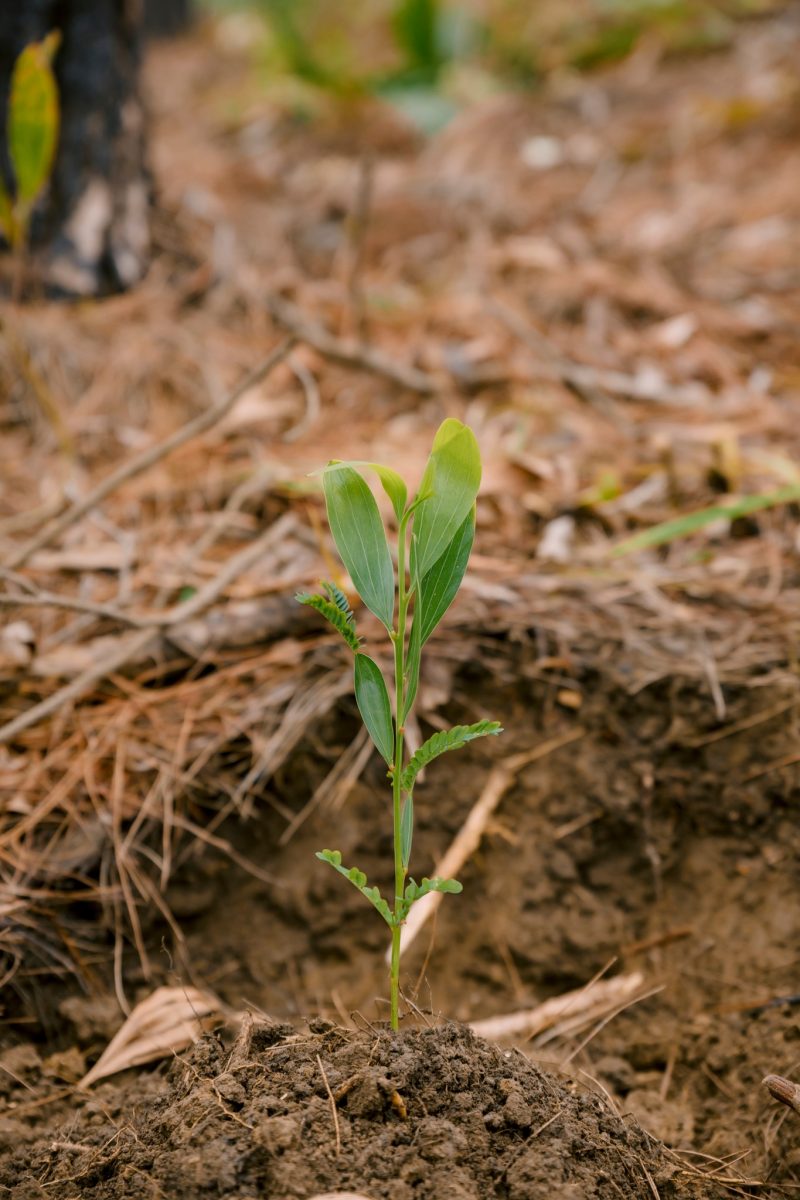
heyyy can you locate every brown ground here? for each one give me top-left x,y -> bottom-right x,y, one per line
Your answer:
2,4 -> 800,1197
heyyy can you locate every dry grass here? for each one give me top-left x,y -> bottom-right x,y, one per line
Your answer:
1,7 -> 800,998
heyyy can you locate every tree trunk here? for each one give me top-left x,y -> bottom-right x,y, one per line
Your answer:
143,0 -> 192,39
0,0 -> 150,297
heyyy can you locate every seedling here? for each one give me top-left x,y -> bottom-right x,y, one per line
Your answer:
0,33 -> 61,271
297,420 -> 502,1029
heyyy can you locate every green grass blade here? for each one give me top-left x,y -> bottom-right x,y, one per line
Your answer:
612,486 -> 800,556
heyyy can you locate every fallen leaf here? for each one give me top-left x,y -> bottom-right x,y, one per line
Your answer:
78,986 -> 222,1088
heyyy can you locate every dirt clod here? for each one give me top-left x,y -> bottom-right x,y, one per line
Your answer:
0,1021 -> 714,1199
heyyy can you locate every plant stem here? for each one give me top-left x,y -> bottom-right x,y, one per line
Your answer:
390,511 -> 411,1030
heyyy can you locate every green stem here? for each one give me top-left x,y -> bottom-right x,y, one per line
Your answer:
390,510 -> 412,1030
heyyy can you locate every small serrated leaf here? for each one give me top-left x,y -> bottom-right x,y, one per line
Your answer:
317,848 -> 343,867
296,591 -> 360,651
316,850 -> 394,926
321,581 -> 354,621
398,874 -> 462,921
421,876 -> 463,895
401,721 -> 502,793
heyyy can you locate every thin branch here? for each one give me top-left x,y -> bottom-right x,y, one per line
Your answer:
267,294 -> 438,395
0,591 -> 148,628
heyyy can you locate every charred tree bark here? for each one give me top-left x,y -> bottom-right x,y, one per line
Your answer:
0,1 -> 150,296
143,0 -> 192,39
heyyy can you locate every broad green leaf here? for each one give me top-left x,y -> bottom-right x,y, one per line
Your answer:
354,653 -> 395,766
397,874 -> 462,921
323,465 -> 394,629
321,461 -> 407,523
401,720 -> 502,793
316,850 -> 394,926
400,794 -> 413,870
403,511 -> 474,720
296,588 -> 360,652
412,419 -> 481,577
416,507 -> 475,646
9,33 -> 61,211
612,486 -> 800,557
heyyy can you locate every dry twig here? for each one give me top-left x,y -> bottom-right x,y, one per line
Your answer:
267,294 -> 438,395
469,972 -> 645,1042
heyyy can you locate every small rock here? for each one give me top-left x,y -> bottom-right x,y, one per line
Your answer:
253,1114 -> 300,1153
42,1046 -> 86,1083
415,1116 -> 468,1162
213,1071 -> 246,1108
498,1080 -> 533,1128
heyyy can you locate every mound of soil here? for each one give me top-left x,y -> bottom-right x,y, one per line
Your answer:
0,1018 -> 712,1200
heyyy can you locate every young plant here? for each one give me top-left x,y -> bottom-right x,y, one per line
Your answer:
0,33 -> 61,267
297,420 -> 502,1029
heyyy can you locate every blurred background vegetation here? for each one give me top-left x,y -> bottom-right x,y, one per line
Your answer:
200,0 -> 783,131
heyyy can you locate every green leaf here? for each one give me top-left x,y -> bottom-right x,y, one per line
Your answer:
296,588 -> 360,652
612,486 -> 800,556
403,507 -> 475,718
323,465 -> 394,629
321,580 -> 354,621
402,609 -> 422,723
400,794 -> 413,870
316,849 -> 394,926
9,32 -> 61,212
354,653 -> 395,765
397,874 -> 462,921
412,419 -> 481,577
416,507 -> 475,646
368,463 -> 408,523
401,720 -> 502,793
321,460 -> 407,524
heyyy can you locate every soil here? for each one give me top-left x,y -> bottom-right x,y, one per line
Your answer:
1,1017 -> 718,1199
2,665 -> 798,1195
